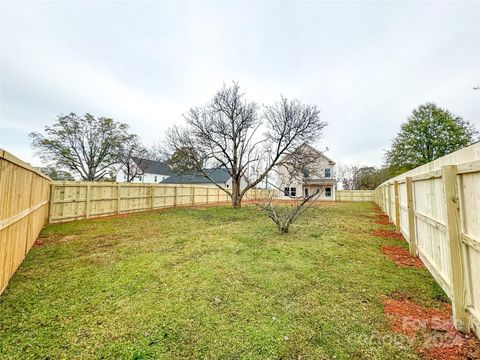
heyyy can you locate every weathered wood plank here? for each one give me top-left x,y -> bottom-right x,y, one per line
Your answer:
442,165 -> 470,332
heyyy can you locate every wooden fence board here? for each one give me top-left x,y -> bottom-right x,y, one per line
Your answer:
335,190 -> 374,202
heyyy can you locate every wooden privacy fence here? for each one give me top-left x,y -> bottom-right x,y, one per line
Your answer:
335,190 -> 374,202
49,182 -> 269,223
0,149 -> 50,294
374,142 -> 480,336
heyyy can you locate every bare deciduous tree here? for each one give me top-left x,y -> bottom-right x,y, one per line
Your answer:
118,135 -> 151,182
335,164 -> 358,190
167,82 -> 327,208
256,149 -> 326,233
255,189 -> 322,233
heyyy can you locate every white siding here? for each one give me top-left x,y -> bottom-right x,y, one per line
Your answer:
116,170 -> 171,183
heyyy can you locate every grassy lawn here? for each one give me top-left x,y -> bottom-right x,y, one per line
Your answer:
0,202 -> 447,359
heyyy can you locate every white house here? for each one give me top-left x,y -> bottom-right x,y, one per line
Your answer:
116,158 -> 173,183
276,143 -> 336,200
160,168 -> 248,190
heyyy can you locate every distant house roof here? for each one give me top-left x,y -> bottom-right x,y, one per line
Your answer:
278,143 -> 336,165
160,168 -> 231,184
132,157 -> 173,175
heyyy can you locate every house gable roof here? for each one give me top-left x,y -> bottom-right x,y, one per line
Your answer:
132,157 -> 173,175
278,143 -> 336,165
160,168 -> 231,184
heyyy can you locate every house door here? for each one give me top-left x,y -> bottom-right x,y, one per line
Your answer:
304,187 -> 309,197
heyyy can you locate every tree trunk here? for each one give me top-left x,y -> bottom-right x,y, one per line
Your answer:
232,195 -> 242,209
231,177 -> 242,209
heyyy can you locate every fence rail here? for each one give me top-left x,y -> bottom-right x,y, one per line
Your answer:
0,149 -> 50,294
375,141 -> 480,336
335,190 -> 374,202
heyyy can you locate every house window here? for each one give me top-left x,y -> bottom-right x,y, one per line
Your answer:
325,187 -> 332,197
284,187 -> 297,197
226,183 -> 229,188
325,168 -> 331,178
304,188 -> 309,197
154,176 -> 157,182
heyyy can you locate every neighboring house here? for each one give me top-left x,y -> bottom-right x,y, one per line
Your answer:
276,143 -> 336,200
160,168 -> 248,190
116,158 -> 173,183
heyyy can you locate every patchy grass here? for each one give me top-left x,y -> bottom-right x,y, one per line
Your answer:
0,203 -> 449,359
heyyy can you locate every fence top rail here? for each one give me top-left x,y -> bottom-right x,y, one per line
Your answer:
457,159 -> 480,175
51,181 -> 247,191
336,190 -> 374,193
379,158 -> 480,188
0,148 -> 51,181
51,180 -> 269,193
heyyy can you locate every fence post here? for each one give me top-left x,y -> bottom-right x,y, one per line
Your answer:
48,183 -> 54,223
382,185 -> 386,211
206,187 -> 209,204
173,186 -> 177,207
191,186 -> 195,205
406,177 -> 417,256
117,184 -> 121,214
85,183 -> 91,219
387,183 -> 392,221
150,185 -> 155,210
394,181 -> 400,232
442,165 -> 470,333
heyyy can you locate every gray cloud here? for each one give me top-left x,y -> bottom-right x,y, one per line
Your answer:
1,1 -> 479,166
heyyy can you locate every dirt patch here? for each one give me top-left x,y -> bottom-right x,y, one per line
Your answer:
373,229 -> 405,240
384,294 -> 480,359
33,238 -> 45,247
372,204 -> 383,213
381,246 -> 424,268
374,213 -> 391,225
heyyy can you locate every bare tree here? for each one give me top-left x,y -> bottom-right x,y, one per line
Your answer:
256,148 -> 326,233
167,82 -> 327,208
255,189 -> 322,233
118,135 -> 151,182
335,164 -> 358,190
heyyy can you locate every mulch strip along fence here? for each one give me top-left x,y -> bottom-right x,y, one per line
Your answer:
384,293 -> 480,360
381,246 -> 425,269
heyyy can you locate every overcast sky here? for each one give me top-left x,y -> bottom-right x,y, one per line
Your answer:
1,1 -> 479,167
